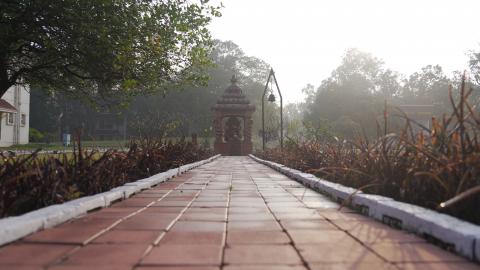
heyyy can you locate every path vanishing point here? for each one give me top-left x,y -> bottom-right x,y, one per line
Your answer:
0,156 -> 478,270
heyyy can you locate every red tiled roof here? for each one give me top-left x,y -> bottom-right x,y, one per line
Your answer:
0,99 -> 17,113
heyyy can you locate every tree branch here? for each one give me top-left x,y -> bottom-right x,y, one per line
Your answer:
63,64 -> 97,81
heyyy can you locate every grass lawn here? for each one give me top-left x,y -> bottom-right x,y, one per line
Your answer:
1,137 -> 213,163
0,140 -> 130,152
0,137 -> 216,152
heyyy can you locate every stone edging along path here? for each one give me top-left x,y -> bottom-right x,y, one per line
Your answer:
249,154 -> 480,263
0,154 -> 221,246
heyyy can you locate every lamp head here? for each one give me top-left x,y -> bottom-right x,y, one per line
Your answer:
268,93 -> 276,102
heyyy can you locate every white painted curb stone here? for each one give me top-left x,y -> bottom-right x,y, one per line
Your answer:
249,154 -> 480,262
0,216 -> 43,246
0,154 -> 221,246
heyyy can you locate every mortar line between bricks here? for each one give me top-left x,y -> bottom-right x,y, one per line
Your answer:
250,173 -> 313,270
220,171 -> 233,270
44,176 -> 190,269
324,217 -> 401,269
136,173 -> 214,266
144,189 -> 201,249
279,172 -> 400,269
16,157 -> 474,269
82,184 -> 178,245
150,185 -> 207,245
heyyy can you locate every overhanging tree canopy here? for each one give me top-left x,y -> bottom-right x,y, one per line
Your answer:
0,0 -> 220,105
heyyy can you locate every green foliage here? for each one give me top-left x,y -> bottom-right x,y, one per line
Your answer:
0,0 -> 220,105
301,48 -> 466,141
401,65 -> 451,115
284,103 -> 305,140
128,111 -> 186,140
303,49 -> 398,139
130,40 -> 271,138
469,49 -> 480,85
28,128 -> 44,142
331,116 -> 361,139
302,119 -> 335,143
29,90 -> 61,133
26,40 -> 273,144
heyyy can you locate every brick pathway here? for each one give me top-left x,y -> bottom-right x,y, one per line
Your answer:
0,156 -> 478,270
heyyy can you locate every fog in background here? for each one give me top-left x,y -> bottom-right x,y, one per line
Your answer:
209,0 -> 480,103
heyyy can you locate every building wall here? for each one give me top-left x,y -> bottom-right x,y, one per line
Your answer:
0,85 -> 30,147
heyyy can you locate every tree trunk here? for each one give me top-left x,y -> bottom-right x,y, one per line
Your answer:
0,81 -> 13,98
0,59 -> 14,98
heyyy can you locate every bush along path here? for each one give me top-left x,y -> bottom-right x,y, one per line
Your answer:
0,156 -> 477,269
258,78 -> 480,225
0,136 -> 213,218
251,154 -> 480,262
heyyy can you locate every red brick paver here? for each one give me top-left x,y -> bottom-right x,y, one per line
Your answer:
0,156 -> 478,269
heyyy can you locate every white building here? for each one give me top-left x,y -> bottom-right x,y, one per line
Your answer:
0,85 -> 30,147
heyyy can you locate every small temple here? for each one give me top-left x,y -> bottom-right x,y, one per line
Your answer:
211,75 -> 255,155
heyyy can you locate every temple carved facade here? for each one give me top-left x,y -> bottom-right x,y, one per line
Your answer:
211,75 -> 255,155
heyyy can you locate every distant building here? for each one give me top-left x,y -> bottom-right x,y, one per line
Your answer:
0,85 -> 30,147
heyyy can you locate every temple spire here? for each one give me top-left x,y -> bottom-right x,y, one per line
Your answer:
230,74 -> 238,84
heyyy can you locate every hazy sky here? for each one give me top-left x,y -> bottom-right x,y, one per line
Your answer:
209,0 -> 480,103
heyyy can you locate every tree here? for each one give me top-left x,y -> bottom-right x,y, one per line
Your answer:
130,40 -> 270,138
401,65 -> 450,104
468,49 -> 480,108
28,40 -> 273,142
29,89 -> 60,134
469,49 -> 480,86
0,0 -> 220,104
30,88 -> 104,140
303,48 -> 400,139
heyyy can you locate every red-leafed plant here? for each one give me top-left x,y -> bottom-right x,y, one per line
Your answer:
0,134 -> 212,217
259,76 -> 480,225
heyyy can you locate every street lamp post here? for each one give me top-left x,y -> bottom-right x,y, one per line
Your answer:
262,68 -> 283,151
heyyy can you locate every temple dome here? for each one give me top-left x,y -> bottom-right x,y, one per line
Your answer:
212,75 -> 255,111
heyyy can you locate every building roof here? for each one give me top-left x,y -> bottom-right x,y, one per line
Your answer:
212,75 -> 255,112
0,99 -> 17,113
